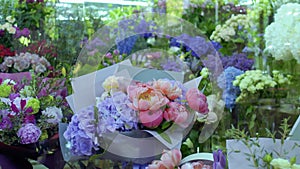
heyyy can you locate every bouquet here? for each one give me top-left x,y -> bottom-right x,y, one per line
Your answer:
0,72 -> 69,167
61,60 -> 209,164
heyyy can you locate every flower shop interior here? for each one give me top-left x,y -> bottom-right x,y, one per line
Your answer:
1,0 -> 300,169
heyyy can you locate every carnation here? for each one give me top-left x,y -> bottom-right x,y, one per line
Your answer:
17,123 -> 41,144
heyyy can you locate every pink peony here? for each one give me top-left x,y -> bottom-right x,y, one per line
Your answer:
186,88 -> 209,114
153,79 -> 182,100
164,102 -> 188,127
139,109 -> 163,128
127,83 -> 169,112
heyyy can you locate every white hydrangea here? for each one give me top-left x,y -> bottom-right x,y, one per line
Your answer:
264,3 -> 300,63
210,14 -> 251,42
42,106 -> 63,124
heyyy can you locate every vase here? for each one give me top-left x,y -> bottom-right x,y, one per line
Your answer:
0,142 -> 38,169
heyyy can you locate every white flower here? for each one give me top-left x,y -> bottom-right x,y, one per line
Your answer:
270,158 -> 291,169
264,3 -> 300,63
6,16 -> 15,23
7,26 -> 16,34
42,106 -> 63,124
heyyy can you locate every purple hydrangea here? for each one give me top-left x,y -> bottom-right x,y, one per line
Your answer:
221,53 -> 254,71
97,92 -> 138,134
213,149 -> 226,169
217,66 -> 244,110
17,123 -> 41,144
63,115 -> 95,156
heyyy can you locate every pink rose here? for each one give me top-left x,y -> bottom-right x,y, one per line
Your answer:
139,109 -> 163,128
153,79 -> 182,100
160,149 -> 182,168
127,83 -> 169,112
164,102 -> 188,127
186,88 -> 209,114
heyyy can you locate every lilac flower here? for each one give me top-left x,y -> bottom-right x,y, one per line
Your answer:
221,53 -> 254,71
217,67 -> 244,109
213,149 -> 226,169
17,123 -> 41,144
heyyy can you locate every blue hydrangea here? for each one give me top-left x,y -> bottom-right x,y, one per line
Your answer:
217,66 -> 244,110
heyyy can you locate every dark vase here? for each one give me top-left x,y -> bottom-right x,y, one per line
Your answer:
0,142 -> 38,169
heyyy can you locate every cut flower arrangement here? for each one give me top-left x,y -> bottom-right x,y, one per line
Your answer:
62,61 -> 210,164
0,73 -> 68,151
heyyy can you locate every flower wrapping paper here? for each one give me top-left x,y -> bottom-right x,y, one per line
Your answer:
60,60 -> 202,163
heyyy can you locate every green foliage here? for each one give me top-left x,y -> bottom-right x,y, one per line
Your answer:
225,117 -> 300,169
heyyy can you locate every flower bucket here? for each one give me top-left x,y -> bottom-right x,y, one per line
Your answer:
0,142 -> 38,169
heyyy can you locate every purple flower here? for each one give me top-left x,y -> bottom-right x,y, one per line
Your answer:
26,0 -> 34,3
97,92 -> 138,133
0,30 -> 5,37
23,114 -> 36,124
0,117 -> 12,129
213,149 -> 226,169
15,28 -> 30,38
64,115 -> 95,156
221,53 -> 254,71
211,41 -> 222,51
17,123 -> 41,144
170,34 -> 215,58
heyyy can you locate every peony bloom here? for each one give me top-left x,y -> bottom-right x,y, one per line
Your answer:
153,79 -> 182,100
164,102 -> 188,127
139,109 -> 163,128
17,123 -> 41,144
127,83 -> 169,112
186,88 -> 209,114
